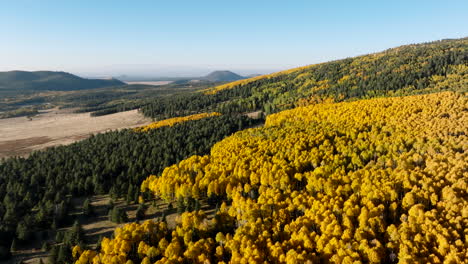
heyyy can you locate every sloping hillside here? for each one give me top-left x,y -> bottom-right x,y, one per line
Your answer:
204,38 -> 467,113
205,38 -> 467,95
203,71 -> 244,82
77,91 -> 468,263
0,71 -> 124,92
0,112 -> 261,262
141,38 -> 467,119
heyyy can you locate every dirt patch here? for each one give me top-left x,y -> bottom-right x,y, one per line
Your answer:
0,136 -> 51,157
125,81 -> 173,86
245,110 -> 263,119
0,108 -> 153,159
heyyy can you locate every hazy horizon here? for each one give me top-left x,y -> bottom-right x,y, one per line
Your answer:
1,1 -> 467,78
3,36 -> 467,80
74,64 -> 285,79
0,63 -> 292,79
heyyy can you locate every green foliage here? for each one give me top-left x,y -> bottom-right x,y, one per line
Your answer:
1,38 -> 466,262
67,221 -> 85,246
95,235 -> 103,251
9,238 -> 17,252
16,222 -> 30,241
0,114 -> 259,248
133,92 -> 467,263
0,77 -> 211,116
141,38 -> 468,119
135,204 -> 146,221
204,70 -> 244,82
56,244 -> 72,264
108,207 -> 128,224
177,197 -> 185,215
41,241 -> 50,251
82,198 -> 93,217
0,107 -> 39,119
55,231 -> 64,243
48,245 -> 58,264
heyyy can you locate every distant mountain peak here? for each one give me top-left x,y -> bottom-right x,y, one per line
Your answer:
203,71 -> 244,82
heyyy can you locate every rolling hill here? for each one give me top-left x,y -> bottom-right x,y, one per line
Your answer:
0,71 -> 125,92
202,70 -> 245,82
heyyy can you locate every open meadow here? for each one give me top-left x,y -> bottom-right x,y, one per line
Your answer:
0,108 -> 152,158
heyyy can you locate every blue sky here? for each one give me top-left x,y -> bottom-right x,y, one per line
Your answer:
1,0 -> 467,77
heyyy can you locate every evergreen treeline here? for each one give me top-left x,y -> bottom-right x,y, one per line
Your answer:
0,114 -> 261,258
141,38 -> 467,119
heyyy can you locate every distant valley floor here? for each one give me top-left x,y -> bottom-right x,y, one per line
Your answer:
0,108 -> 152,158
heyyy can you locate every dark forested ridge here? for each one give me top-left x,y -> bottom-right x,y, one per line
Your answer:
0,114 -> 261,258
0,71 -> 124,92
141,38 -> 467,119
202,71 -> 245,82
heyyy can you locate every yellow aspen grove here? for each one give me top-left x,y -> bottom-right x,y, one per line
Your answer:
74,91 -> 467,263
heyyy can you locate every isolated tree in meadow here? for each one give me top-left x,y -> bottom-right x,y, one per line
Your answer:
82,198 -> 93,216
41,241 -> 49,251
109,207 -> 128,223
136,204 -> 146,222
95,235 -> 103,251
48,246 -> 58,264
16,222 -> 30,241
69,220 -> 85,245
57,244 -> 71,264
10,238 -> 17,252
55,231 -> 64,243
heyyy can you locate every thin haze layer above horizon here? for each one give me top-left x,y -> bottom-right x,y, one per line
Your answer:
1,0 -> 467,77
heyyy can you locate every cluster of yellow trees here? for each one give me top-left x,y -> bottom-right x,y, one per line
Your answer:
74,92 -> 467,263
134,112 -> 221,132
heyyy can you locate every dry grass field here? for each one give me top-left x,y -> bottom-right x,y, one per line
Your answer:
125,81 -> 173,85
0,107 -> 152,158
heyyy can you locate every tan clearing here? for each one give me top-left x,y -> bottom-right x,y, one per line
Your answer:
0,107 -> 152,158
125,81 -> 173,86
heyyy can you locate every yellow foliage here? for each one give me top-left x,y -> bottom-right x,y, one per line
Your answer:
204,64 -> 320,94
76,91 -> 467,263
134,112 -> 221,132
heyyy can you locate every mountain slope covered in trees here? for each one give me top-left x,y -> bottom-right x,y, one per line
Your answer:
0,114 -> 261,260
77,91 -> 467,263
141,38 -> 467,119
